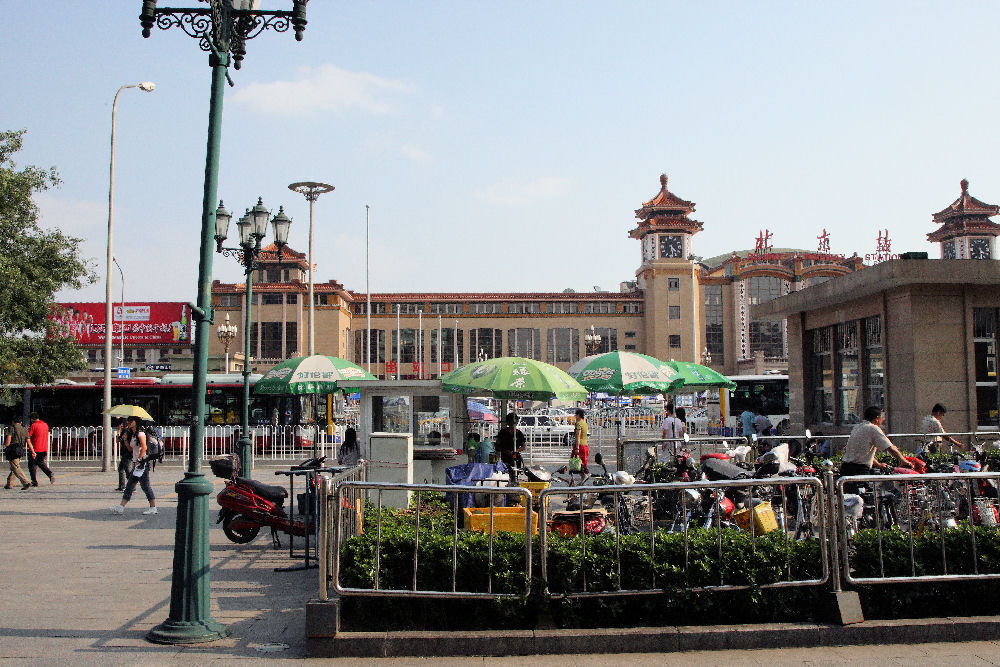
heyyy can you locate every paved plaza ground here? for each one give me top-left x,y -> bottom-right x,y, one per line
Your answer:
2,464 -> 1000,665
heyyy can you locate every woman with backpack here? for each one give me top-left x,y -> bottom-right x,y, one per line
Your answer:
110,416 -> 157,515
3,417 -> 31,490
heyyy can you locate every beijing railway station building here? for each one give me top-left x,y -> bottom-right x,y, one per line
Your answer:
207,173 -> 873,380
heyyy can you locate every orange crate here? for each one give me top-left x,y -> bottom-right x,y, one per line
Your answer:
733,502 -> 779,534
518,481 -> 550,507
463,506 -> 539,535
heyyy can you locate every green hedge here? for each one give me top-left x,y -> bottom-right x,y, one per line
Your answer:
335,499 -> 1000,631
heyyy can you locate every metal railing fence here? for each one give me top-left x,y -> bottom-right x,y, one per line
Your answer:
835,470 -> 1000,585
538,476 -> 828,598
326,481 -> 533,601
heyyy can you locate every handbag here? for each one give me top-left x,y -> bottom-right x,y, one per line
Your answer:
568,456 -> 583,473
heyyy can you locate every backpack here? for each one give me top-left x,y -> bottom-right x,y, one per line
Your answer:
141,426 -> 164,468
3,425 -> 27,461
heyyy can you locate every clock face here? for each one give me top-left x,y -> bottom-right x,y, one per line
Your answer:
659,234 -> 684,258
970,238 -> 992,260
942,240 -> 956,259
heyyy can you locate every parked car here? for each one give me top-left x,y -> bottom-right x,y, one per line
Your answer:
518,415 -> 575,445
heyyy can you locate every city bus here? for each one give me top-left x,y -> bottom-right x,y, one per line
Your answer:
707,374 -> 790,436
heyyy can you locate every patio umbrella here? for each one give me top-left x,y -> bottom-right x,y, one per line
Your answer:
442,357 -> 588,402
567,351 -> 682,395
663,360 -> 736,391
105,404 -> 153,421
253,355 -> 377,395
466,399 -> 498,422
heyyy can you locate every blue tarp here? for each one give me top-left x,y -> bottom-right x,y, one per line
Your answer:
445,462 -> 510,508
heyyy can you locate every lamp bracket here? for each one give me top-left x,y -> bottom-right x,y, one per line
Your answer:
190,303 -> 212,324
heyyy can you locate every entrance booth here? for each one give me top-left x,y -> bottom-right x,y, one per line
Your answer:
353,380 -> 469,503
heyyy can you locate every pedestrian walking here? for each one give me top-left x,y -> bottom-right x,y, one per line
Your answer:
3,417 -> 31,490
110,416 -> 157,515
115,419 -> 135,492
27,412 -> 54,486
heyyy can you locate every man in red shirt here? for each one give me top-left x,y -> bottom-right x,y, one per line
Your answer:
27,412 -> 54,485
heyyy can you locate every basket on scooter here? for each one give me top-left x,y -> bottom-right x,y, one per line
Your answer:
209,455 -> 238,480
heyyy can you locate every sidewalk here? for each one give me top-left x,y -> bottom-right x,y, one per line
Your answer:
0,465 -> 315,664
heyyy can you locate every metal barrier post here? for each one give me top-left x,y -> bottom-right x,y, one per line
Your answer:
318,475 -> 330,601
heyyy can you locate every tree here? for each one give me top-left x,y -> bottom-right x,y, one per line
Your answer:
0,129 -> 94,392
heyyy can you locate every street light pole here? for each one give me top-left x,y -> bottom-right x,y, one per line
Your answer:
114,258 -> 126,367
216,313 -> 237,373
288,181 -> 334,356
103,81 -> 154,473
139,0 -> 308,645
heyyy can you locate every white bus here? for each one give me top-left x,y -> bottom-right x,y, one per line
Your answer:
708,374 -> 790,436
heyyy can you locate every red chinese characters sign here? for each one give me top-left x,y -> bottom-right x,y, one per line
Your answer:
51,302 -> 191,346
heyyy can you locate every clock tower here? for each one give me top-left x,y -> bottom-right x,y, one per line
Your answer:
928,179 -> 1000,260
630,174 -> 705,364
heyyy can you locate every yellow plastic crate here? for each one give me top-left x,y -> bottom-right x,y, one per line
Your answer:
463,506 -> 539,535
518,481 -> 550,507
733,502 -> 779,534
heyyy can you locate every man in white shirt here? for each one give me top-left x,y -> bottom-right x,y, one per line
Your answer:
841,406 -> 912,480
660,403 -> 683,455
921,403 -> 965,453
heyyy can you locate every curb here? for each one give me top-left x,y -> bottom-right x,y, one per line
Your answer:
307,615 -> 1000,658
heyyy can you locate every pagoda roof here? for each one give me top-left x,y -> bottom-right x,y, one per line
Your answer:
629,173 -> 704,238
928,179 -> 1000,242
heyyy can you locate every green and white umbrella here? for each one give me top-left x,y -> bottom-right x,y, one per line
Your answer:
663,360 -> 736,391
567,351 -> 682,395
253,355 -> 376,395
441,356 -> 588,401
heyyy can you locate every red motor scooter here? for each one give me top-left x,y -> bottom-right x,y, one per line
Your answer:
211,455 -> 315,545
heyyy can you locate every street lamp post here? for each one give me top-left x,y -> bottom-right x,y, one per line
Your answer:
113,258 -> 126,367
139,0 -> 308,645
287,181 -> 334,356
584,325 -> 603,356
215,199 -> 291,480
103,80 -> 154,473
216,313 -> 237,373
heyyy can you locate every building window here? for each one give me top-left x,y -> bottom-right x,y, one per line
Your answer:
809,327 -> 834,425
508,302 -> 541,314
507,328 -> 541,359
837,322 -> 861,425
669,306 -> 681,320
471,302 -> 501,314
260,322 -> 283,358
974,308 -> 999,428
431,328 -> 464,364
584,302 -> 613,314
863,316 -> 884,412
261,293 -> 282,305
429,303 -> 461,314
704,285 -> 724,365
286,294 -> 298,305
550,302 -> 576,314
624,344 -> 636,350
624,331 -> 637,339
218,294 -> 239,307
390,328 -> 416,363
354,329 -> 386,363
469,328 -> 502,359
668,278 -> 680,291
546,328 -> 580,364
747,276 -> 787,359
623,302 -> 643,314
394,303 -> 424,314
315,294 -> 328,306
668,334 -> 681,348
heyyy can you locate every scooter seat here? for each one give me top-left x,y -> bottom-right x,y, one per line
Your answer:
235,477 -> 288,504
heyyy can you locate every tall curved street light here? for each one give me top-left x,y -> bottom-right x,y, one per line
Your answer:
287,181 -> 334,356
139,0 -> 309,645
103,81 -> 154,474
113,257 -> 126,367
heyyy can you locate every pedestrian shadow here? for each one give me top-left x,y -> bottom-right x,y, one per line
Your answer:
0,506 -> 180,528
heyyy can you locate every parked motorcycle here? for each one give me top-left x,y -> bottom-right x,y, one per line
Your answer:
210,454 -> 323,545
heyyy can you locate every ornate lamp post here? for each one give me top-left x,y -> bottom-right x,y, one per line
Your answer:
584,325 -> 603,356
139,0 -> 308,645
215,198 -> 291,479
216,313 -> 237,373
701,347 -> 712,366
287,182 -> 334,357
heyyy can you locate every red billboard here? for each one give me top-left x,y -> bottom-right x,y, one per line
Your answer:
52,302 -> 192,346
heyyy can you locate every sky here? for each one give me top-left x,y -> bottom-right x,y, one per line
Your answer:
4,2 -> 1000,304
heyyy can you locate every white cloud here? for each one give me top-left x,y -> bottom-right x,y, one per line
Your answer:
399,143 -> 430,163
473,177 -> 571,206
232,64 -> 415,115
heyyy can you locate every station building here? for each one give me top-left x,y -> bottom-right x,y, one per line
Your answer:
207,174 -> 866,378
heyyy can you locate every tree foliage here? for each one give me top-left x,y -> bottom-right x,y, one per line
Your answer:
0,129 -> 94,390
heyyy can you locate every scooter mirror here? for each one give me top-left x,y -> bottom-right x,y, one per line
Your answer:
595,452 -> 603,465
805,429 -> 812,440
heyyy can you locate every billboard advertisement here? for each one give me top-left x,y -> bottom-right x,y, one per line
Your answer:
52,302 -> 192,346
